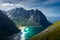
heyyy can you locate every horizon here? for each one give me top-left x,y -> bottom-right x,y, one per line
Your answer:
0,7 -> 60,23
0,0 -> 60,23
0,0 -> 60,40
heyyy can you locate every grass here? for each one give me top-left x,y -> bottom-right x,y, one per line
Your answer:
30,20 -> 60,40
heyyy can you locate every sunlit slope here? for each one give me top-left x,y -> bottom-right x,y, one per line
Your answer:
30,21 -> 60,40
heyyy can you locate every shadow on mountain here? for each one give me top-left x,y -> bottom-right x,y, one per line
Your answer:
0,10 -> 21,40
2,8 -> 52,40
6,8 -> 52,26
4,8 -> 52,40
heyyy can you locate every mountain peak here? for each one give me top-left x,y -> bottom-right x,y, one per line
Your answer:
30,9 -> 34,11
19,7 -> 25,10
15,7 -> 26,11
36,9 -> 39,11
35,9 -> 43,14
6,8 -> 52,26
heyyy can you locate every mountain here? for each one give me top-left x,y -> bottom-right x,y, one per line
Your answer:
7,8 -> 52,26
1,8 -> 52,40
30,20 -> 60,40
33,9 -> 52,26
7,7 -> 52,40
2,10 -> 7,15
0,10 -> 20,40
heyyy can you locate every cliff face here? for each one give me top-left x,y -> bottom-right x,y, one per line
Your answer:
33,9 -> 52,27
0,10 -> 20,39
7,8 -> 52,40
8,8 -> 52,26
1,8 -> 53,40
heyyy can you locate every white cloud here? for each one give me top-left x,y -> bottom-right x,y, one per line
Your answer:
0,0 -> 60,18
0,3 -> 26,11
2,3 -> 13,7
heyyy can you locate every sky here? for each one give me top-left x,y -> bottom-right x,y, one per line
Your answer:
0,0 -> 60,22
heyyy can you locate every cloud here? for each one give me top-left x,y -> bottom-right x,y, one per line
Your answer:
0,0 -> 36,4
0,0 -> 25,3
1,0 -> 59,8
43,0 -> 60,5
0,3 -> 14,11
0,3 -> 26,11
0,0 -> 60,23
0,0 -> 60,17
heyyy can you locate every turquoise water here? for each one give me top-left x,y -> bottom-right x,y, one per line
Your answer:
24,26 -> 47,40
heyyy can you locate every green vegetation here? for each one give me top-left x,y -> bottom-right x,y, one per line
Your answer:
30,20 -> 60,40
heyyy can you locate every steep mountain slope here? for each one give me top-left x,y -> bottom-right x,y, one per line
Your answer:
0,10 -> 20,40
30,21 -> 60,40
1,8 -> 52,40
33,9 -> 52,26
8,8 -> 52,26
6,8 -> 52,40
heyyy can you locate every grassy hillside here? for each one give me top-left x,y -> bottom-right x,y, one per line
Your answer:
30,20 -> 60,40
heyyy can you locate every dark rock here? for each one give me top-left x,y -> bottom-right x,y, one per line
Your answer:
4,8 -> 52,40
33,9 -> 52,27
7,8 -> 53,40
0,10 -> 20,40
8,8 -> 52,26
